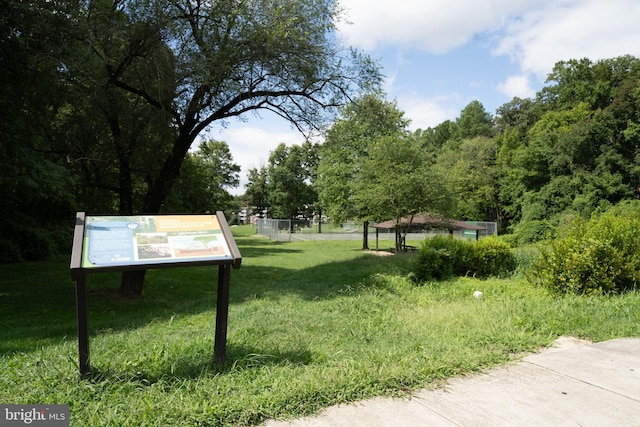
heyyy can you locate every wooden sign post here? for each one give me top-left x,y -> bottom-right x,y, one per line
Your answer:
69,212 -> 242,378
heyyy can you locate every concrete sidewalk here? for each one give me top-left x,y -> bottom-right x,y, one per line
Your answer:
263,337 -> 640,426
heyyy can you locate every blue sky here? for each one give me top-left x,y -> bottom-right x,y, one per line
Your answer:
209,0 -> 640,194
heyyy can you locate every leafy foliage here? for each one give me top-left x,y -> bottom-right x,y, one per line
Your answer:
244,166 -> 270,214
317,95 -> 411,223
164,140 -> 240,213
413,236 -> 515,282
266,142 -> 318,220
413,236 -> 468,281
1,0 -> 379,250
528,204 -> 640,294
456,100 -> 494,139
352,135 -> 453,223
472,237 -> 517,278
436,136 -> 500,221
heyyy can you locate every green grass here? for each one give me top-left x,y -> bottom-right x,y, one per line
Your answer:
1,224 -> 640,426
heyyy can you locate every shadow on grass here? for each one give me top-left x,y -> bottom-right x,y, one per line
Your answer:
86,343 -> 314,385
226,235 -> 305,259
0,237 -> 413,356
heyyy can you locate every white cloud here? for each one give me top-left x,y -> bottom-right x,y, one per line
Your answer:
497,74 -> 535,99
337,0 -> 540,53
208,124 -> 305,195
494,0 -> 640,78
339,0 -> 640,115
396,93 -> 461,130
339,0 -> 640,82
383,71 -> 398,95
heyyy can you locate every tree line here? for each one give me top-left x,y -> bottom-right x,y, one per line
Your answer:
246,55 -> 640,248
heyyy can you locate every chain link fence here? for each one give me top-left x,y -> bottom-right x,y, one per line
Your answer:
256,218 -> 497,243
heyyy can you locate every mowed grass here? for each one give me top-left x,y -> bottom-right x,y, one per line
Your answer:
1,225 -> 640,426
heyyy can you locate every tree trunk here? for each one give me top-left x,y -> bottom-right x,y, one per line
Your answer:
362,220 -> 369,250
118,131 -> 195,298
144,130 -> 194,213
107,112 -> 145,297
118,270 -> 147,298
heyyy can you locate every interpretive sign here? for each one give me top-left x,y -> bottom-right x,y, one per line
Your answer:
78,214 -> 236,270
70,212 -> 242,377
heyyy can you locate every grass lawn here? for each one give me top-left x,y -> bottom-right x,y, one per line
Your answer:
1,224 -> 640,426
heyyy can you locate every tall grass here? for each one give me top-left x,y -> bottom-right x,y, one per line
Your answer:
1,225 -> 639,426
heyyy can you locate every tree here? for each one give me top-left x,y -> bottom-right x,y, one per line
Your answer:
56,0 -> 380,296
436,136 -> 500,222
352,134 -> 454,251
494,97 -> 541,138
0,0 -> 80,261
317,94 -> 410,249
456,100 -> 494,139
495,56 -> 640,235
79,0 -> 378,213
538,56 -> 640,112
266,142 -> 318,231
414,120 -> 458,154
245,166 -> 269,217
164,140 -> 240,213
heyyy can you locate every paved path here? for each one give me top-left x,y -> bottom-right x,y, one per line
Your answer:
263,337 -> 640,426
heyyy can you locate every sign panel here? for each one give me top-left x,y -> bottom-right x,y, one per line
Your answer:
70,212 -> 241,377
81,215 -> 233,269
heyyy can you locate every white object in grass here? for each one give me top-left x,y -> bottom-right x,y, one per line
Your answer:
473,290 -> 483,299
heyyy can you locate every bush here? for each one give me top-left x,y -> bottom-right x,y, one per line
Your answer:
413,235 -> 516,282
413,236 -> 461,281
528,209 -> 640,295
469,237 -> 517,278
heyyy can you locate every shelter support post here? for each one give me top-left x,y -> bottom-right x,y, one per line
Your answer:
214,264 -> 231,365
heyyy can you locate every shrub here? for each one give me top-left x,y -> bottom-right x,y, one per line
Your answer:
413,246 -> 451,282
468,237 -> 517,278
512,244 -> 540,276
413,236 -> 461,281
528,209 -> 640,295
413,235 -> 516,282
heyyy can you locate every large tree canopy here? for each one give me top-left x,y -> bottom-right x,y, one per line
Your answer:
1,0 -> 380,293
316,95 -> 410,220
59,0 -> 380,216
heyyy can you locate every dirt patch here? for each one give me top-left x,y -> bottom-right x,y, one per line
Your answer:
363,250 -> 395,256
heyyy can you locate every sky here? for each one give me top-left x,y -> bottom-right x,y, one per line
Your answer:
208,0 -> 640,195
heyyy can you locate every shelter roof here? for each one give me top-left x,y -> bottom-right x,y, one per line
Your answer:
372,214 -> 485,231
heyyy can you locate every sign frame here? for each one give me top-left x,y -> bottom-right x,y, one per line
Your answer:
69,211 -> 242,378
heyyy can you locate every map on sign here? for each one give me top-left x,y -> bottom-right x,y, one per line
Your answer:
81,215 -> 232,268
